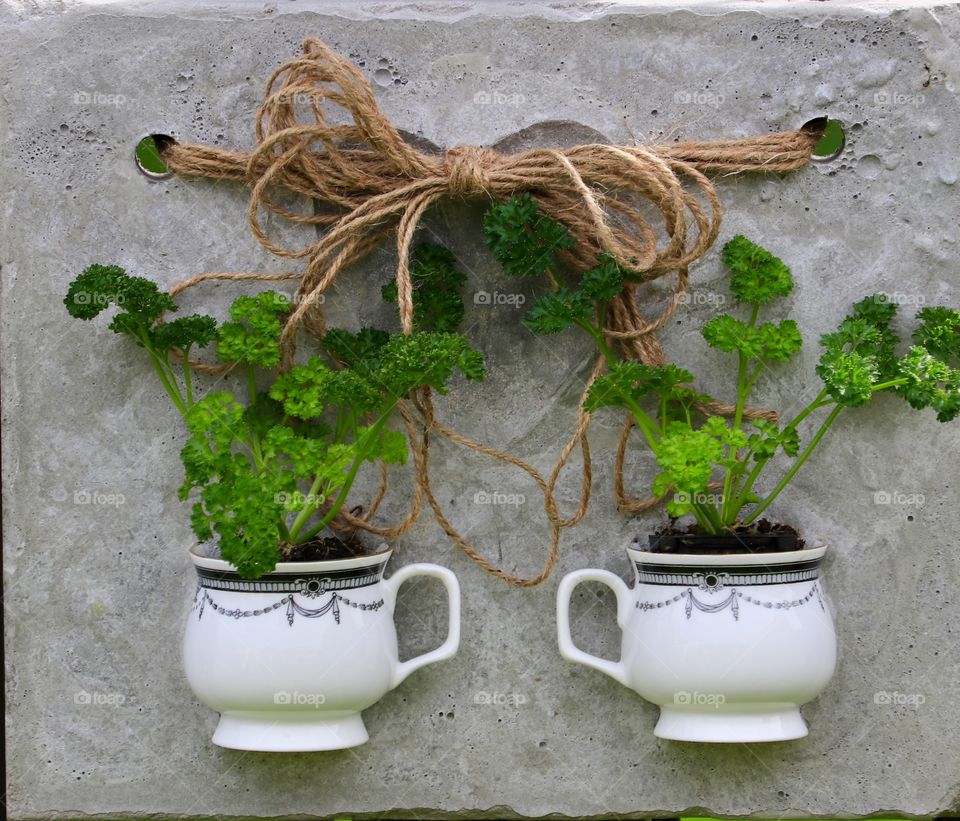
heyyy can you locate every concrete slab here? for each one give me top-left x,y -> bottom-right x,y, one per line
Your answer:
3,1 -> 960,818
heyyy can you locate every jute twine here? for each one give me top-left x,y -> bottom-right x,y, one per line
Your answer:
160,37 -> 821,586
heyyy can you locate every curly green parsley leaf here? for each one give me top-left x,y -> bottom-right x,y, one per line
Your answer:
216,291 -> 289,368
721,235 -> 794,305
381,244 -> 468,333
483,193 -> 575,278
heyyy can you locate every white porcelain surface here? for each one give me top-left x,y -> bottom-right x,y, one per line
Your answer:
183,548 -> 461,751
557,544 -> 837,743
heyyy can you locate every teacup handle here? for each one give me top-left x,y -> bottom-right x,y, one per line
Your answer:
383,563 -> 461,689
556,569 -> 631,686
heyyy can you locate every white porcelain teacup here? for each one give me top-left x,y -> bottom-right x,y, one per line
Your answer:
557,542 -> 837,742
183,547 -> 460,751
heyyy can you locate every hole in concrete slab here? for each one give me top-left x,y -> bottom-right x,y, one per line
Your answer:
135,134 -> 176,180
809,118 -> 845,161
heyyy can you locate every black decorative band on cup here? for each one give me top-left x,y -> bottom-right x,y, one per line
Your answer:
635,582 -> 825,621
195,558 -> 389,593
634,558 -> 821,588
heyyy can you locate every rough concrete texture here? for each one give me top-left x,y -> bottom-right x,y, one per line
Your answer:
3,0 -> 960,818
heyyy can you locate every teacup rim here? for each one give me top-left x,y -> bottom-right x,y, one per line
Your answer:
625,542 -> 827,566
189,542 -> 393,575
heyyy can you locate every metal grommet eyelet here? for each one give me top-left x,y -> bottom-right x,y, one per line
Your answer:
135,134 -> 176,180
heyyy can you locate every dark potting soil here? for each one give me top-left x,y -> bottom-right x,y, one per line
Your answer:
648,519 -> 805,554
282,535 -> 372,562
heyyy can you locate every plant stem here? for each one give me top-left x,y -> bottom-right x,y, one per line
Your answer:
182,346 -> 194,408
731,388 -> 831,516
152,359 -> 186,415
298,513 -> 334,543
289,405 -> 396,541
141,338 -> 187,416
287,474 -> 326,541
720,303 -> 760,524
128,323 -> 189,416
687,505 -> 714,532
789,389 -> 831,426
575,317 -> 616,366
624,398 -> 661,451
691,500 -> 724,534
733,303 -> 760,432
743,363 -> 764,397
246,363 -> 263,464
571,316 -> 661,449
742,403 -> 844,525
871,378 -> 908,392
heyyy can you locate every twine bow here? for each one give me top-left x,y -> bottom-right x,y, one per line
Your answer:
161,37 -> 822,585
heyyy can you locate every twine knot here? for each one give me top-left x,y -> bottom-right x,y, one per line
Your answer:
443,144 -> 498,196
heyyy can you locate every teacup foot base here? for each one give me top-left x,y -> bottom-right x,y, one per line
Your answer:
654,703 -> 808,743
212,711 -> 369,751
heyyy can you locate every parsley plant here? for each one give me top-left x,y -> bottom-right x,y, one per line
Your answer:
65,250 -> 483,577
483,196 -> 960,534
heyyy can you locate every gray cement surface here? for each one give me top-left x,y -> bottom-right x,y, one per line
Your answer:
3,1 -> 960,818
